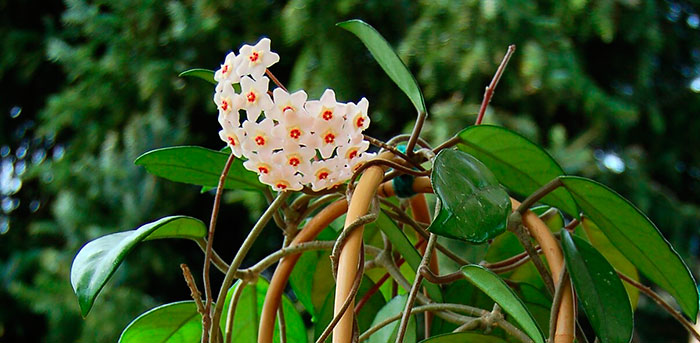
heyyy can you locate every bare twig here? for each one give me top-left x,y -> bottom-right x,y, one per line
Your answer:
364,134 -> 425,171
195,238 -> 230,273
181,264 -> 205,315
508,212 -> 555,294
406,110 -> 428,157
266,69 -> 288,92
475,45 -> 516,125
278,306 -> 287,343
202,152 -> 236,343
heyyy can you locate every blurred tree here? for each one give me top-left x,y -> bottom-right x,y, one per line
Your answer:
1,0 -> 699,342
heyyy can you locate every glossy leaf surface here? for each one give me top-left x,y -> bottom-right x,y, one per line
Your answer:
367,294 -> 416,343
135,146 -> 263,191
337,19 -> 426,114
561,230 -> 633,343
457,125 -> 578,217
581,218 -> 639,308
560,176 -> 698,319
71,216 -> 206,317
429,149 -> 511,243
179,68 -> 216,84
119,301 -> 201,343
460,265 -> 545,343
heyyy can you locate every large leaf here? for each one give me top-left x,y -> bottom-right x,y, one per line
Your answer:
560,176 -> 698,320
367,294 -> 416,343
460,265 -> 545,343
419,332 -> 509,343
119,301 -> 201,343
179,68 -> 216,84
561,230 -> 633,343
337,19 -> 426,114
428,149 -> 511,243
135,146 -> 263,191
580,218 -> 639,309
457,125 -> 578,218
221,278 -> 306,343
375,211 -> 443,302
71,216 -> 206,317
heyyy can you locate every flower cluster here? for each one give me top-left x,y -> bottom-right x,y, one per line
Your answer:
214,38 -> 374,192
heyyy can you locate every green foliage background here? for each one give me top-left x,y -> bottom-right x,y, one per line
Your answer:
1,0 -> 699,342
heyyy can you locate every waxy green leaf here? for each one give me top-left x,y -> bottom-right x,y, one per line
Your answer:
337,19 -> 426,114
135,146 -> 263,191
419,332 -> 510,343
71,216 -> 206,317
429,149 -> 511,243
460,265 -> 545,343
179,68 -> 216,84
221,278 -> 306,343
119,301 -> 201,343
581,218 -> 639,309
561,230 -> 633,343
560,176 -> 698,320
457,125 -> 578,217
367,294 -> 417,343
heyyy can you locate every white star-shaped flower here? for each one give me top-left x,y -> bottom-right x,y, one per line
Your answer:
243,151 -> 275,175
308,116 -> 354,159
304,89 -> 346,127
214,83 -> 244,124
236,38 -> 280,80
241,118 -> 282,155
272,141 -> 315,176
308,157 -> 345,192
240,76 -> 273,122
260,169 -> 304,192
214,52 -> 241,84
218,118 -> 245,158
268,88 -> 308,122
345,97 -> 370,134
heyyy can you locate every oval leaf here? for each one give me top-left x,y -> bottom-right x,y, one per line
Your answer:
429,149 -> 511,243
179,68 -> 216,84
420,332 -> 509,343
367,294 -> 417,343
560,176 -> 698,320
580,218 -> 639,309
135,146 -> 263,191
337,19 -> 426,114
457,125 -> 578,217
460,265 -> 545,343
71,216 -> 206,317
119,301 -> 201,343
561,230 -> 633,343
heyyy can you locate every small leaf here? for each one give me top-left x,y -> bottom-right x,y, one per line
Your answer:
419,332 -> 510,343
458,125 -> 578,218
71,216 -> 206,317
179,68 -> 216,84
561,230 -> 633,343
429,149 -> 511,243
221,278 -> 306,343
581,218 -> 639,309
560,176 -> 698,320
119,301 -> 201,343
337,19 -> 426,114
135,146 -> 263,191
367,294 -> 416,343
375,211 -> 443,302
460,265 -> 545,343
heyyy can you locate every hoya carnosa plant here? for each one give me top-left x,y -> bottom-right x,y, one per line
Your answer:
213,37 -> 373,192
71,19 -> 699,343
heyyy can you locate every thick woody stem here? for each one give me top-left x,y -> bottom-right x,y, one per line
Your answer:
511,198 -> 574,343
258,200 -> 349,343
333,152 -> 393,343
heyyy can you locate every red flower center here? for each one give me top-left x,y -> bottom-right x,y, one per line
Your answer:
322,110 -> 333,121
289,129 -> 301,139
356,117 -> 364,128
324,133 -> 335,144
276,182 -> 287,190
289,157 -> 300,167
348,150 -> 358,159
221,99 -> 229,111
258,166 -> 269,174
247,92 -> 257,103
318,172 -> 329,180
249,52 -> 259,62
282,105 -> 294,113
222,64 -> 229,74
227,136 -> 236,146
255,135 -> 266,146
